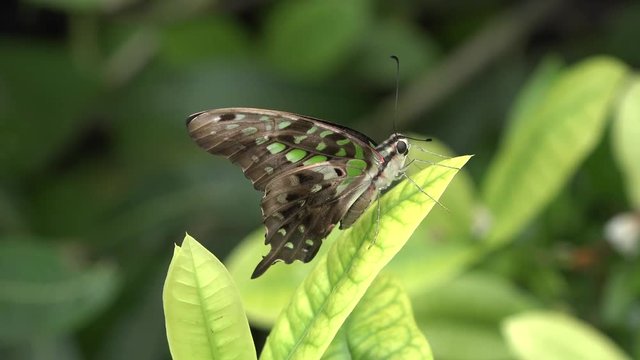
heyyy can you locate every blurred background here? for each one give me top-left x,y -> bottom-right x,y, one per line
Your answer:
1,0 -> 640,359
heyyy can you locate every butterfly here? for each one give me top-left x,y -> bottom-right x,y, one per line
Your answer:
187,108 -> 412,278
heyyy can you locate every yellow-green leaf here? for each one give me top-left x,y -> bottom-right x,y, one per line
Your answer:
502,311 -> 631,360
322,275 -> 432,359
612,77 -> 640,208
163,234 -> 256,360
260,155 -> 471,360
482,56 -> 627,244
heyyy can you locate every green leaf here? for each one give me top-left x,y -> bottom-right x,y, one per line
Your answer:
227,228 -> 339,328
502,311 -> 631,360
260,155 -> 471,359
0,238 -> 119,343
322,275 -> 432,359
612,77 -> 640,208
163,234 -> 256,360
482,56 -> 628,244
413,272 -> 537,360
505,56 -> 565,141
263,0 -> 371,81
387,139 -> 479,294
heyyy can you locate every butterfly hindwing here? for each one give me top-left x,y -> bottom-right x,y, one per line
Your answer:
253,162 -> 372,278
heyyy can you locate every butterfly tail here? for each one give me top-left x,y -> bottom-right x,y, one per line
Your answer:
251,254 -> 276,279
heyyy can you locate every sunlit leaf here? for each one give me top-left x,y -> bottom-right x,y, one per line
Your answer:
387,139 -> 479,294
260,155 -> 471,359
502,311 -> 631,360
505,56 -> 565,140
163,234 -> 256,360
612,77 -> 640,208
482,56 -> 627,244
323,275 -> 432,359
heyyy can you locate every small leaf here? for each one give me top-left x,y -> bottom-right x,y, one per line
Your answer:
163,234 -> 256,360
322,275 -> 432,359
502,311 -> 631,360
263,0 -> 371,80
482,56 -> 628,244
260,155 -> 471,359
0,238 -> 119,344
612,77 -> 640,208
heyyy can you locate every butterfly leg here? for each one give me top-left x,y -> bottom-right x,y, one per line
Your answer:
368,191 -> 382,249
409,158 -> 460,171
402,173 -> 450,212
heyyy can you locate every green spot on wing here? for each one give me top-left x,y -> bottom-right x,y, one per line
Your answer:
307,126 -> 318,134
346,159 -> 367,177
294,135 -> 308,144
242,127 -> 258,135
286,149 -> 307,163
335,148 -> 347,157
316,142 -> 327,151
267,142 -> 286,154
336,139 -> 350,146
303,155 -> 327,165
278,121 -> 292,129
354,144 -> 365,159
320,130 -> 333,138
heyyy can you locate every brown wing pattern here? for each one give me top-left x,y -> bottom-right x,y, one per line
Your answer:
186,108 -> 381,277
187,108 -> 378,191
253,162 -> 371,278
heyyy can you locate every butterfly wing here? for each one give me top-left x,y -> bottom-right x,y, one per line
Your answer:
187,108 -> 380,191
253,161 -> 376,278
187,108 -> 381,277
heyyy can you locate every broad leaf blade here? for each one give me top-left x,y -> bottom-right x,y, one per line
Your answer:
482,56 -> 627,244
612,77 -> 640,208
163,234 -> 256,360
260,155 -> 471,360
322,275 -> 432,359
502,311 -> 631,360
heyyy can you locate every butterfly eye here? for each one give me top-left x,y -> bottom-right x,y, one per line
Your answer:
396,140 -> 408,154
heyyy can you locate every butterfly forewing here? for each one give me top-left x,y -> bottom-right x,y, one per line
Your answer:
187,108 -> 378,191
187,108 -> 382,277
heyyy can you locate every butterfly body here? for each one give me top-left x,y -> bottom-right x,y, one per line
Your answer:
187,108 -> 410,278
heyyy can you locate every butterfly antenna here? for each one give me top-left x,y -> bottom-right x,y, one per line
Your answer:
390,55 -> 400,135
